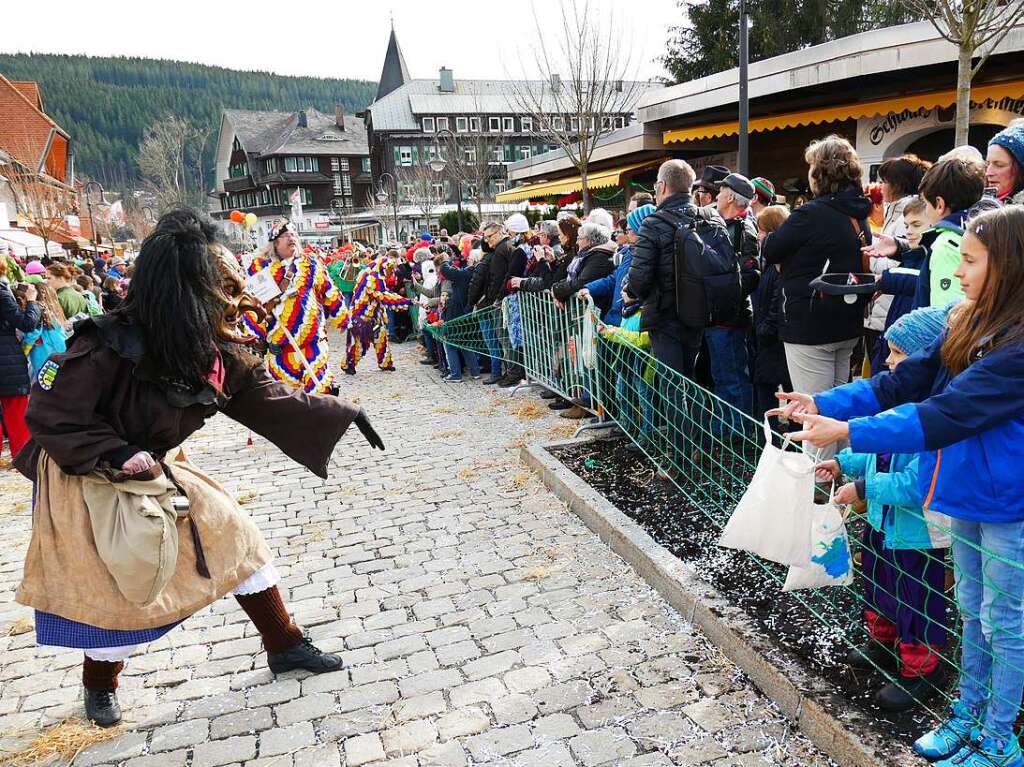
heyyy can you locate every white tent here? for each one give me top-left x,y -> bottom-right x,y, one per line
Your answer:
0,229 -> 65,258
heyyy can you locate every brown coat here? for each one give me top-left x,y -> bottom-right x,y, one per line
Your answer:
15,315 -> 359,481
14,315 -> 361,628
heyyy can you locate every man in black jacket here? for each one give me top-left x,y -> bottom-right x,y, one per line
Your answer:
626,159 -> 707,379
470,223 -> 505,383
708,172 -> 760,435
627,159 -> 725,476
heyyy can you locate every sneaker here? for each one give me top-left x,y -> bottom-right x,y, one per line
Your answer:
268,636 -> 344,675
914,700 -> 979,760
559,405 -> 589,420
442,375 -> 463,382
875,666 -> 946,712
419,359 -> 436,365
470,373 -> 482,380
483,375 -> 503,385
935,736 -> 1024,767
84,687 -> 121,728
845,641 -> 898,672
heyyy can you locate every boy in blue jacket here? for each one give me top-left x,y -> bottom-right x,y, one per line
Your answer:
816,306 -> 951,712
778,206 -> 1024,767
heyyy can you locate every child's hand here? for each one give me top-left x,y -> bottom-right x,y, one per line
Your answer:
833,482 -> 859,505
815,459 -> 840,482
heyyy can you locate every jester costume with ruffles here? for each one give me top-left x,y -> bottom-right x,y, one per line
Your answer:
245,248 -> 348,393
344,258 -> 411,374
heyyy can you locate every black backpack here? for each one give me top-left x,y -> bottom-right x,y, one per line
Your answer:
652,207 -> 742,328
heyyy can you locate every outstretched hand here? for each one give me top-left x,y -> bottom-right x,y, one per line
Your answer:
354,408 -> 385,451
767,391 -> 819,421
788,413 -> 849,448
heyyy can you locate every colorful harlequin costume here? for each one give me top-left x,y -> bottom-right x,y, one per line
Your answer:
344,257 -> 411,374
244,222 -> 349,393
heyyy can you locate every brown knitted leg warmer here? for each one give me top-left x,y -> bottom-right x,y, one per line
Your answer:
235,586 -> 304,653
82,657 -> 124,691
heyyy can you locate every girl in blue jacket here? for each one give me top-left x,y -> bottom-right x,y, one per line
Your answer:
776,206 -> 1024,767
816,306 -> 952,713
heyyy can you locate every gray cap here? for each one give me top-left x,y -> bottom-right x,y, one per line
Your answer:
722,173 -> 755,201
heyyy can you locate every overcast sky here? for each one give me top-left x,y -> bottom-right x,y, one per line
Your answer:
5,0 -> 681,84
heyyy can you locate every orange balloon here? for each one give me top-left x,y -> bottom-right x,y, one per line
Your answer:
229,210 -> 245,223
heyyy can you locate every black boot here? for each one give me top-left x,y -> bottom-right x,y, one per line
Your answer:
539,389 -> 558,400
874,667 -> 945,712
548,398 -> 573,410
268,636 -> 344,675
845,641 -> 898,672
84,688 -> 121,727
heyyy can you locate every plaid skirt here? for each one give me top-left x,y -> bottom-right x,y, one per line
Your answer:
35,611 -> 181,649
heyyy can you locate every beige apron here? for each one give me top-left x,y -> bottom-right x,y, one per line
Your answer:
17,449 -> 272,631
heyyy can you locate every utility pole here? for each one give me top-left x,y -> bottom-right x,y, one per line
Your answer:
738,0 -> 750,176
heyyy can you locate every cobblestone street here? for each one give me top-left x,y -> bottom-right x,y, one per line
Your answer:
0,338 -> 832,766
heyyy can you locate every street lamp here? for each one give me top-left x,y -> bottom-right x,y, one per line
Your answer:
83,180 -> 104,256
376,171 -> 400,243
738,0 -> 751,175
330,198 -> 348,244
429,128 -> 463,232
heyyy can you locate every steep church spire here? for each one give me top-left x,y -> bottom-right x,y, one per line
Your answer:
375,24 -> 411,102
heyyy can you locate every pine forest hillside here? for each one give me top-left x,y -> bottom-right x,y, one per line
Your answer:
0,53 -> 377,186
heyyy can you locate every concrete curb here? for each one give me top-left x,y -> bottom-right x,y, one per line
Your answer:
522,438 -> 922,767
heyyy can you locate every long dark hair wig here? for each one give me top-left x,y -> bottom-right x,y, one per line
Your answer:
120,208 -> 223,390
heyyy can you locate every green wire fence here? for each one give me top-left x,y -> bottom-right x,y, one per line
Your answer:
429,290 -> 1023,745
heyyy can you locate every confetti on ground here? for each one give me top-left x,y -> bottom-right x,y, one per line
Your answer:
5,617 -> 33,636
0,719 -> 121,767
435,429 -> 465,439
432,405 -> 455,414
509,401 -> 545,421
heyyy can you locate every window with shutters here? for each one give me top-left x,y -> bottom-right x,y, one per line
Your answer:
399,146 -> 412,166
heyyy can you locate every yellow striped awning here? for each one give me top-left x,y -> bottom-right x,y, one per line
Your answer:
663,79 -> 1024,144
496,159 -> 662,203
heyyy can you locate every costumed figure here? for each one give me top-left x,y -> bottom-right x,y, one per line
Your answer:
13,209 -> 386,727
344,257 -> 411,374
243,220 -> 347,393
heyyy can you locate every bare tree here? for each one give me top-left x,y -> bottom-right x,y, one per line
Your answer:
439,104 -> 506,220
0,137 -> 74,248
138,115 -> 209,210
397,163 -> 445,232
507,0 -> 646,213
902,0 -> 1024,146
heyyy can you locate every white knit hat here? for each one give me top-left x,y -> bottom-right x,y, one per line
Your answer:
504,213 -> 530,233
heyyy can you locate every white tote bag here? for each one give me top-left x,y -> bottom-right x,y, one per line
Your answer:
783,493 -> 854,591
718,417 -> 817,566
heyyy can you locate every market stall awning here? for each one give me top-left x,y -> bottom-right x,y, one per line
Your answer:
496,159 -> 662,203
663,79 -> 1024,144
0,228 -> 64,257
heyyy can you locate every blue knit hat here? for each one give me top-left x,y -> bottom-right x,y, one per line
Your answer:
989,124 -> 1024,170
884,306 -> 948,356
627,204 -> 656,233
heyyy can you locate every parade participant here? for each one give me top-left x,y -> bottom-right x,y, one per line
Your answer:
244,220 -> 347,394
344,256 -> 411,375
13,209 -> 385,728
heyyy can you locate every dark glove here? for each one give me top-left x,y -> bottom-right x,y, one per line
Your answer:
354,408 -> 385,450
